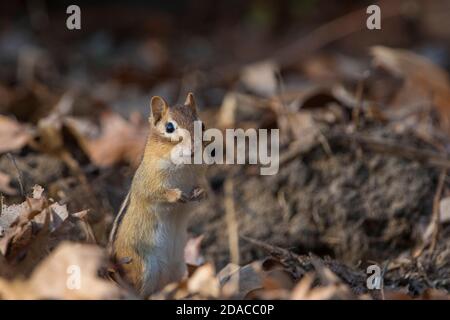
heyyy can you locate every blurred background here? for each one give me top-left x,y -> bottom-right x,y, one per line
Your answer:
1,0 -> 450,110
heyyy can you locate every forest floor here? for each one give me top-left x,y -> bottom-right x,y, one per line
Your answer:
1,2 -> 450,299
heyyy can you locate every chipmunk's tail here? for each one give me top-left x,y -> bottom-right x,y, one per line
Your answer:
107,190 -> 131,255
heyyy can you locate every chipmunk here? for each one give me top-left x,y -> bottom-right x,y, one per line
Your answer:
109,93 -> 206,297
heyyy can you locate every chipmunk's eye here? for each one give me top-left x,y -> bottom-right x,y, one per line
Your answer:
165,122 -> 175,133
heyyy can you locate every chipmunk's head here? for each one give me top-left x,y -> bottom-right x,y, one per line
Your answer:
148,93 -> 205,169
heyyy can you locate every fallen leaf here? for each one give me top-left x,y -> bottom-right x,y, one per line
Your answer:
290,271 -> 356,300
0,171 -> 17,196
287,111 -> 321,152
32,184 -> 44,199
290,273 -> 315,299
187,263 -> 220,298
371,46 -> 450,133
218,261 -> 264,299
240,60 -> 279,97
439,197 -> 450,223
184,235 -> 204,266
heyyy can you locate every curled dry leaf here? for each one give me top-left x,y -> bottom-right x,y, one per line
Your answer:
187,263 -> 220,298
0,242 -> 125,299
152,263 -> 221,300
0,171 -> 17,196
65,111 -> 148,168
216,257 -> 298,299
0,195 -> 45,233
32,184 -> 44,199
371,46 -> 450,133
384,288 -> 449,300
286,112 -> 321,153
0,115 -> 31,153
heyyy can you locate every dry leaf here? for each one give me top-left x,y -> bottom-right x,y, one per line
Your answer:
187,263 -> 220,298
218,261 -> 264,299
371,46 -> 450,133
217,92 -> 274,129
240,60 -> 279,97
36,111 -> 65,153
184,235 -> 205,266
0,185 -> 88,271
32,184 -> 44,199
287,111 -> 321,152
290,272 -> 356,300
0,171 -> 17,196
439,197 -> 450,223
65,111 -> 147,168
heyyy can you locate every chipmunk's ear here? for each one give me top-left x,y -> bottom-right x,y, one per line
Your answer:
184,92 -> 197,113
150,96 -> 168,124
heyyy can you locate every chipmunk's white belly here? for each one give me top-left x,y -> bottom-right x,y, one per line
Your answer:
142,202 -> 192,296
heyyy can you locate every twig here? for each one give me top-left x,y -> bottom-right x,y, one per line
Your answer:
273,0 -> 402,68
224,178 -> 240,294
352,73 -> 369,129
6,153 -> 25,197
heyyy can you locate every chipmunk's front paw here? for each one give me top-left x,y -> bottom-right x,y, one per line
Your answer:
166,188 -> 189,203
190,187 -> 206,201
